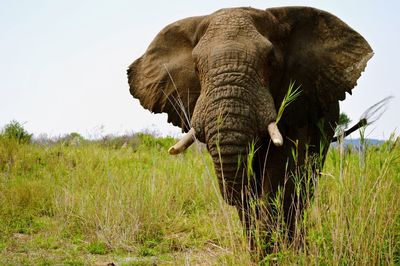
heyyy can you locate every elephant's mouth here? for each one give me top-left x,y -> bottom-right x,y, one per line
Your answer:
168,122 -> 282,155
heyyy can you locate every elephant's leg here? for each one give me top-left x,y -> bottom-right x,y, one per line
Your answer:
235,194 -> 270,258
229,167 -> 276,257
216,173 -> 264,256
280,177 -> 305,243
259,127 -> 332,243
254,139 -> 306,247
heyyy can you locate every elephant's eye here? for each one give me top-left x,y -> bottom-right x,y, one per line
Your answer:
194,66 -> 200,75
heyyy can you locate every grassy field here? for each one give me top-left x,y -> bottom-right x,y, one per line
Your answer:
0,132 -> 399,265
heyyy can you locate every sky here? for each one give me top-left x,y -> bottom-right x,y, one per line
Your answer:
0,0 -> 399,140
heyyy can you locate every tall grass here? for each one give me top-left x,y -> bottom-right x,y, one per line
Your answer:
0,132 -> 399,265
0,135 -> 245,265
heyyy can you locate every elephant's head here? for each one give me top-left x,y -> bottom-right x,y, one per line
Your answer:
128,7 -> 372,205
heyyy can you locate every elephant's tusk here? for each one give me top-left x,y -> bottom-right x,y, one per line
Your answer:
267,122 -> 283,147
168,128 -> 196,155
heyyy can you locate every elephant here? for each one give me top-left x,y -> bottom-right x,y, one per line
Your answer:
127,6 -> 372,253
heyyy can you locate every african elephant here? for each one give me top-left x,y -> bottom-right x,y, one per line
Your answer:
128,6 -> 372,252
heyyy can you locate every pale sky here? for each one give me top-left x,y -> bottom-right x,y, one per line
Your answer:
1,1 -> 399,139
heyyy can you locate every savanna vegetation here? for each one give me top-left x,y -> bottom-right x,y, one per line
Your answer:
0,121 -> 399,265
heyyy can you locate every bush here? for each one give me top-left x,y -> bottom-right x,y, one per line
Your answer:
99,133 -> 141,149
137,133 -> 175,150
58,132 -> 86,146
1,120 -> 32,144
87,241 -> 109,255
98,133 -> 176,150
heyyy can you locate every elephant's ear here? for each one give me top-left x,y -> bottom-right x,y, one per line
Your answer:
128,16 -> 209,131
267,7 -> 373,105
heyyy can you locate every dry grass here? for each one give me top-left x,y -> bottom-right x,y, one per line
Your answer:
0,133 -> 399,265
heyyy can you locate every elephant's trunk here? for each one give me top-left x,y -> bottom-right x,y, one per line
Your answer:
208,134 -> 251,205
200,49 -> 283,203
203,83 -> 258,205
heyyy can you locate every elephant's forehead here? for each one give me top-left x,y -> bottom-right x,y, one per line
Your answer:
204,8 -> 263,41
210,8 -> 253,27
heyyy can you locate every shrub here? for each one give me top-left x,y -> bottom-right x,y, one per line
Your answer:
99,133 -> 141,149
0,120 -> 32,144
57,132 -> 86,146
87,241 -> 109,255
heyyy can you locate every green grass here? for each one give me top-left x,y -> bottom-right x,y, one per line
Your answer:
0,134 -> 399,265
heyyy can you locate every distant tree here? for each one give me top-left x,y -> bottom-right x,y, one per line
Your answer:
335,112 -> 352,137
338,112 -> 351,129
59,132 -> 86,146
1,120 -> 32,144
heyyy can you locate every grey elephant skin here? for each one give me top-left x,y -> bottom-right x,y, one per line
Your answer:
127,6 -> 372,253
